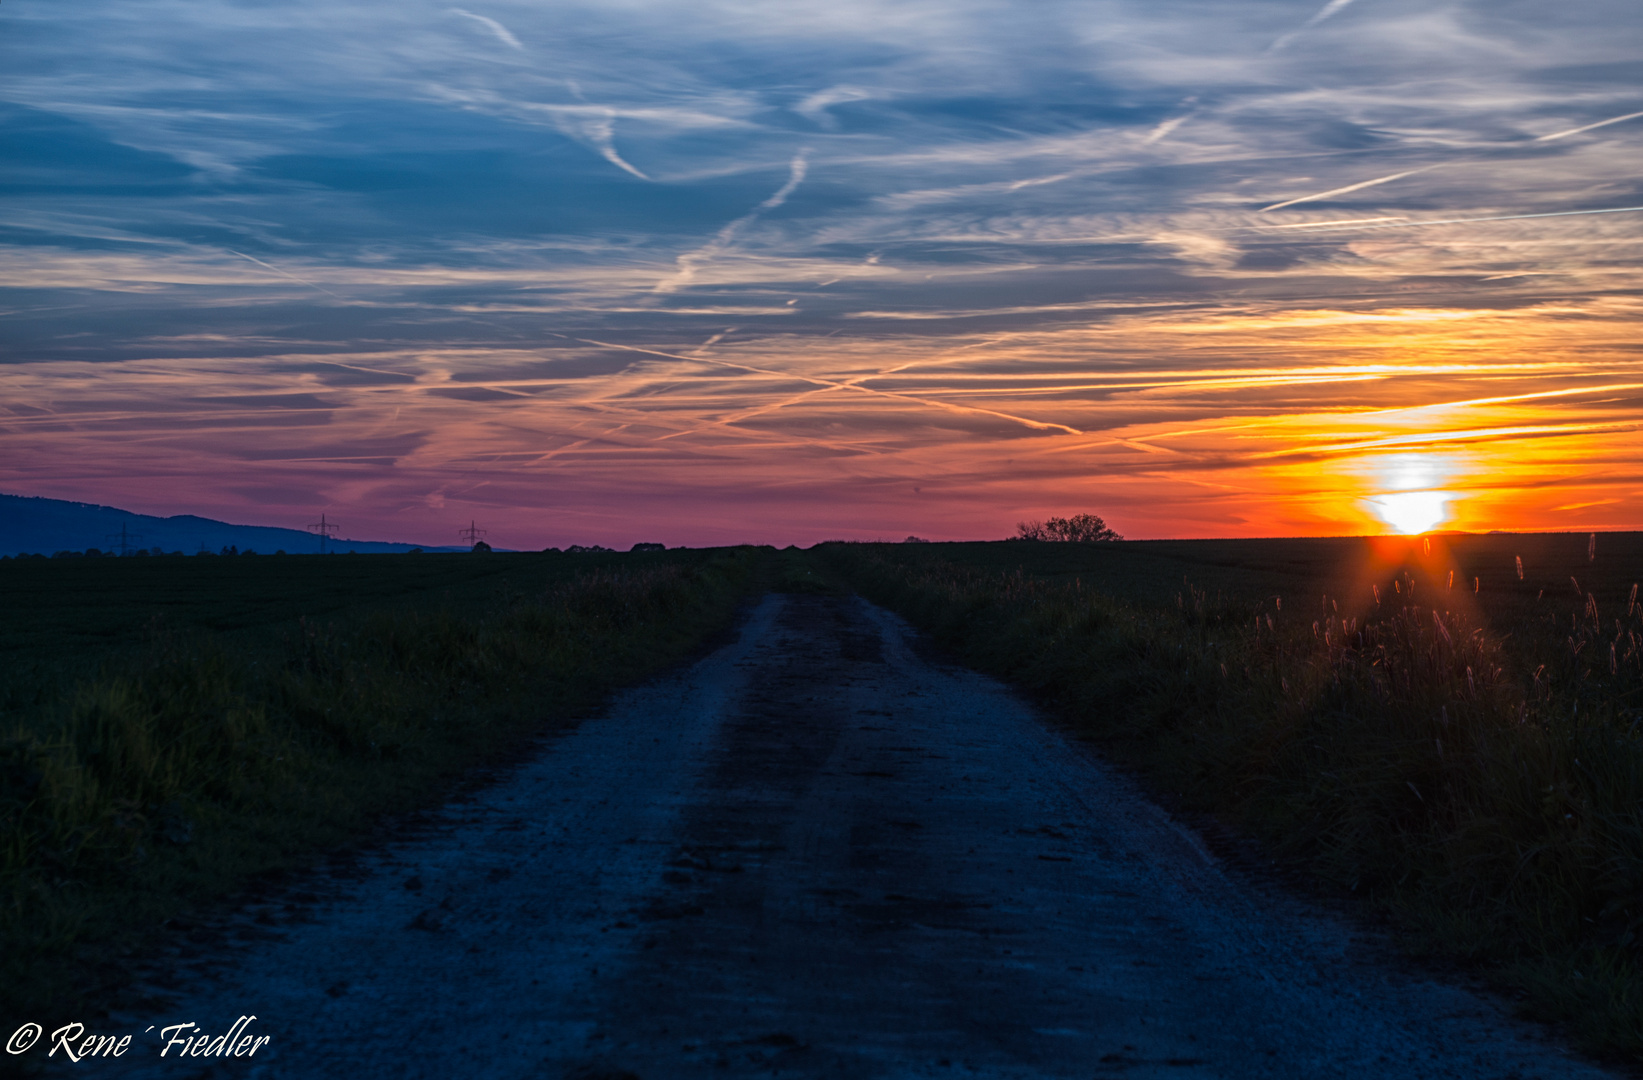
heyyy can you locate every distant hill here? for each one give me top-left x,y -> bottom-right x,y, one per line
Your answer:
0,494 -> 465,556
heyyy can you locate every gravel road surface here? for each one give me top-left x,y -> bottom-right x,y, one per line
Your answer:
39,593 -> 1616,1078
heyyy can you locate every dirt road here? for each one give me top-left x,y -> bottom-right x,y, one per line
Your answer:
46,594 -> 1614,1077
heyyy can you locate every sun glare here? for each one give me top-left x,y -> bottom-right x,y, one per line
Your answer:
1362,452 -> 1458,534
1370,490 -> 1450,534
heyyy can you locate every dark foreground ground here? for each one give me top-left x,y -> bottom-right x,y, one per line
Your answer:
30,593 -> 1617,1078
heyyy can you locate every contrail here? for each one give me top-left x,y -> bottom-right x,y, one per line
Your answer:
225,250 -> 346,300
580,114 -> 649,180
1301,0 -> 1360,28
1143,114 -> 1191,146
1263,216 -> 1407,229
656,152 -> 808,292
1257,421 -> 1640,460
1256,106 -> 1640,216
756,153 -> 808,211
573,336 -> 1082,436
524,103 -> 649,179
1536,108 -> 1643,142
1253,203 -> 1643,231
660,338 -> 1019,440
1361,382 -> 1643,416
794,86 -> 872,130
1260,165 -> 1439,213
1267,0 -> 1362,52
689,328 -> 737,356
450,9 -> 524,50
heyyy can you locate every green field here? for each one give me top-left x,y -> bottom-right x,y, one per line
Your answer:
822,532 -> 1643,1060
0,547 -> 766,1020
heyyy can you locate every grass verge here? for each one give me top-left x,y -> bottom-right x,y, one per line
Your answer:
1,546 -> 765,1022
821,539 -> 1643,1061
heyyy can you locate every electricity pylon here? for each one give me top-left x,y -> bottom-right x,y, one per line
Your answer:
308,513 -> 340,553
104,523 -> 144,556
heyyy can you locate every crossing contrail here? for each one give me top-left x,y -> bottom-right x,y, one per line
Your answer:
656,152 -> 809,293
572,336 -> 1083,437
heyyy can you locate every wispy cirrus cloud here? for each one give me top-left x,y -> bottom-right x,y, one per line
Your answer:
2,0 -> 1641,541
656,150 -> 809,291
1266,0 -> 1363,53
449,8 -> 525,50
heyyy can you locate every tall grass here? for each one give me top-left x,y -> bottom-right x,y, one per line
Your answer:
1,550 -> 761,1019
823,543 -> 1643,1059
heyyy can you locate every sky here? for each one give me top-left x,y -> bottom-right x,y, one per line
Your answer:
2,0 -> 1642,548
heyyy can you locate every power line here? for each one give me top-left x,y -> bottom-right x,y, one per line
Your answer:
104,522 -> 143,556
459,520 -> 488,548
307,513 -> 340,553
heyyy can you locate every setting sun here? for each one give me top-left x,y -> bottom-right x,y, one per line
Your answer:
1360,453 -> 1457,534
1370,490 -> 1451,534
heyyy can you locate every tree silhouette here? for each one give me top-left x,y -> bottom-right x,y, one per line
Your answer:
1014,513 -> 1122,542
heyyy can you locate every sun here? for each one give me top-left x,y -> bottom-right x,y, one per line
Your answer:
1370,489 -> 1450,534
1360,453 -> 1459,534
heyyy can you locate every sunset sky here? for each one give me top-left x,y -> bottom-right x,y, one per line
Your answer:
3,0 -> 1641,547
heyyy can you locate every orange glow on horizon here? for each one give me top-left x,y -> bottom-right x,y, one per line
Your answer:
2,299 -> 1641,546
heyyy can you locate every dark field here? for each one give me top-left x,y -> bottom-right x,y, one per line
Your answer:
0,547 -> 765,1022
892,530 -> 1643,616
823,532 -> 1643,1061
3,549 -> 700,673
7,535 -> 1642,1063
